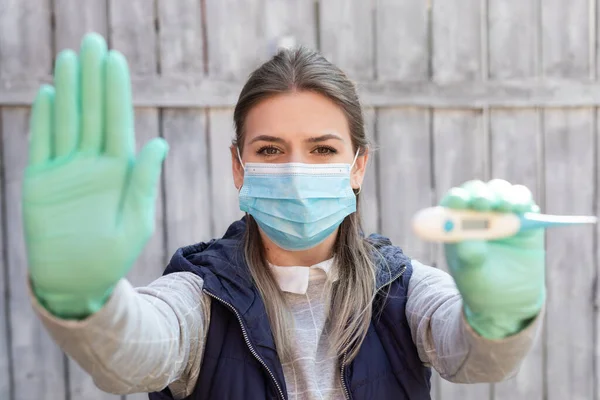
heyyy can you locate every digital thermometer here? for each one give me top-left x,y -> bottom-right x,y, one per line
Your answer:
412,206 -> 598,242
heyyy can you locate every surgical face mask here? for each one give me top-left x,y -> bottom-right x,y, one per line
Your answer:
237,148 -> 360,251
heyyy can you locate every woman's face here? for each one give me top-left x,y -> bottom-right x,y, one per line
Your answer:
231,90 -> 368,190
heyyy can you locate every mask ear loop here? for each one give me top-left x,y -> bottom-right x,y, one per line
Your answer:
236,147 -> 245,169
351,148 -> 361,195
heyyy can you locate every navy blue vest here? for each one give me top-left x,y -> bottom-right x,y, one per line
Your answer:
149,218 -> 431,399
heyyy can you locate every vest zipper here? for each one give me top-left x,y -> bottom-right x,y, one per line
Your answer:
340,351 -> 350,400
203,290 -> 287,400
339,263 -> 408,400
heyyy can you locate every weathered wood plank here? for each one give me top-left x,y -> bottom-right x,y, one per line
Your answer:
319,0 -> 374,80
432,111 -> 487,400
2,109 -> 68,400
377,108 -> 432,261
204,0 -> 317,236
53,2 -> 118,399
541,0 -> 595,399
109,0 -> 157,76
162,109 -> 211,253
360,107 -> 378,236
432,0 -> 481,83
9,77 -> 600,108
0,0 -> 53,80
490,110 -> 543,400
432,0 -> 489,398
543,109 -> 595,400
157,0 -> 212,252
54,0 -> 108,50
0,1 -> 66,399
157,0 -> 204,75
488,1 -> 544,399
0,109 -> 11,400
318,0 -> 378,235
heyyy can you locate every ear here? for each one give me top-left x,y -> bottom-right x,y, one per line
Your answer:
351,148 -> 369,191
231,145 -> 244,190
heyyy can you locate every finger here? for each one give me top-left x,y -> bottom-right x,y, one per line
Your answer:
487,179 -> 513,212
448,240 -> 488,269
28,85 -> 55,166
105,50 -> 134,158
53,49 -> 80,158
458,180 -> 496,211
440,187 -> 470,209
124,138 -> 169,232
506,184 -> 534,213
129,138 -> 169,198
79,33 -> 107,154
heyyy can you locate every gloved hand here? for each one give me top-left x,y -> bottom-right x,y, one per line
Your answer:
22,33 -> 168,319
441,179 -> 546,339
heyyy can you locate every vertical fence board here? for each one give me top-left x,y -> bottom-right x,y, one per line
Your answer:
542,0 -> 595,399
544,110 -> 595,400
158,1 -> 211,251
53,2 -> 117,399
0,107 -> 8,400
375,0 -> 432,268
0,1 -> 66,399
488,1 -> 543,399
432,0 -> 488,398
2,109 -> 68,400
319,0 -> 378,233
110,4 -> 163,399
54,0 -> 108,50
205,1 -> 317,236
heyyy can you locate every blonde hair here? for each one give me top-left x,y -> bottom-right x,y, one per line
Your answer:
233,47 -> 377,363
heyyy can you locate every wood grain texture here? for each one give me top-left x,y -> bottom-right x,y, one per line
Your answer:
109,0 -> 158,76
488,1 -> 544,399
543,109 -> 595,400
9,77 -> 600,108
162,109 -> 211,254
0,1 -> 66,399
360,107 -> 379,236
158,0 -> 211,253
53,1 -> 118,399
0,0 -> 53,80
432,111 -> 488,400
205,0 -> 317,237
377,108 -> 432,262
432,0 -> 481,83
490,110 -> 543,400
319,0 -> 374,80
432,0 -> 488,397
541,1 -> 595,399
208,109 -> 242,236
2,109 -> 68,400
0,105 -> 10,400
318,0 -> 379,237
53,0 -> 108,50
157,0 -> 204,75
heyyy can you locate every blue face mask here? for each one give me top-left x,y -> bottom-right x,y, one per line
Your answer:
237,149 -> 360,251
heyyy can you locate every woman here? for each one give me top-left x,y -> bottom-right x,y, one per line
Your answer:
24,33 -> 545,399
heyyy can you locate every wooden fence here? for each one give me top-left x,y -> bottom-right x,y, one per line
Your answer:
0,0 -> 598,399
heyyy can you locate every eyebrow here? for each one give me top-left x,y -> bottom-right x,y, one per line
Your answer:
248,133 -> 344,144
305,133 -> 344,143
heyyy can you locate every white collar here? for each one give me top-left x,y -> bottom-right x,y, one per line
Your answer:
268,258 -> 336,294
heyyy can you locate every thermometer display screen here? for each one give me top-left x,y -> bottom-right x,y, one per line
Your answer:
461,219 -> 490,230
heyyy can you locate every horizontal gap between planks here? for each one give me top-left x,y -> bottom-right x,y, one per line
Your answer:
3,76 -> 600,108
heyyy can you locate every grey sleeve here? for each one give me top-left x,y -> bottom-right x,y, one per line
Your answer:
405,260 -> 544,383
30,272 -> 210,399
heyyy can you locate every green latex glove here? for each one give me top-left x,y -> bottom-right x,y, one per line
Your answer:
23,33 -> 168,319
442,179 -> 546,339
